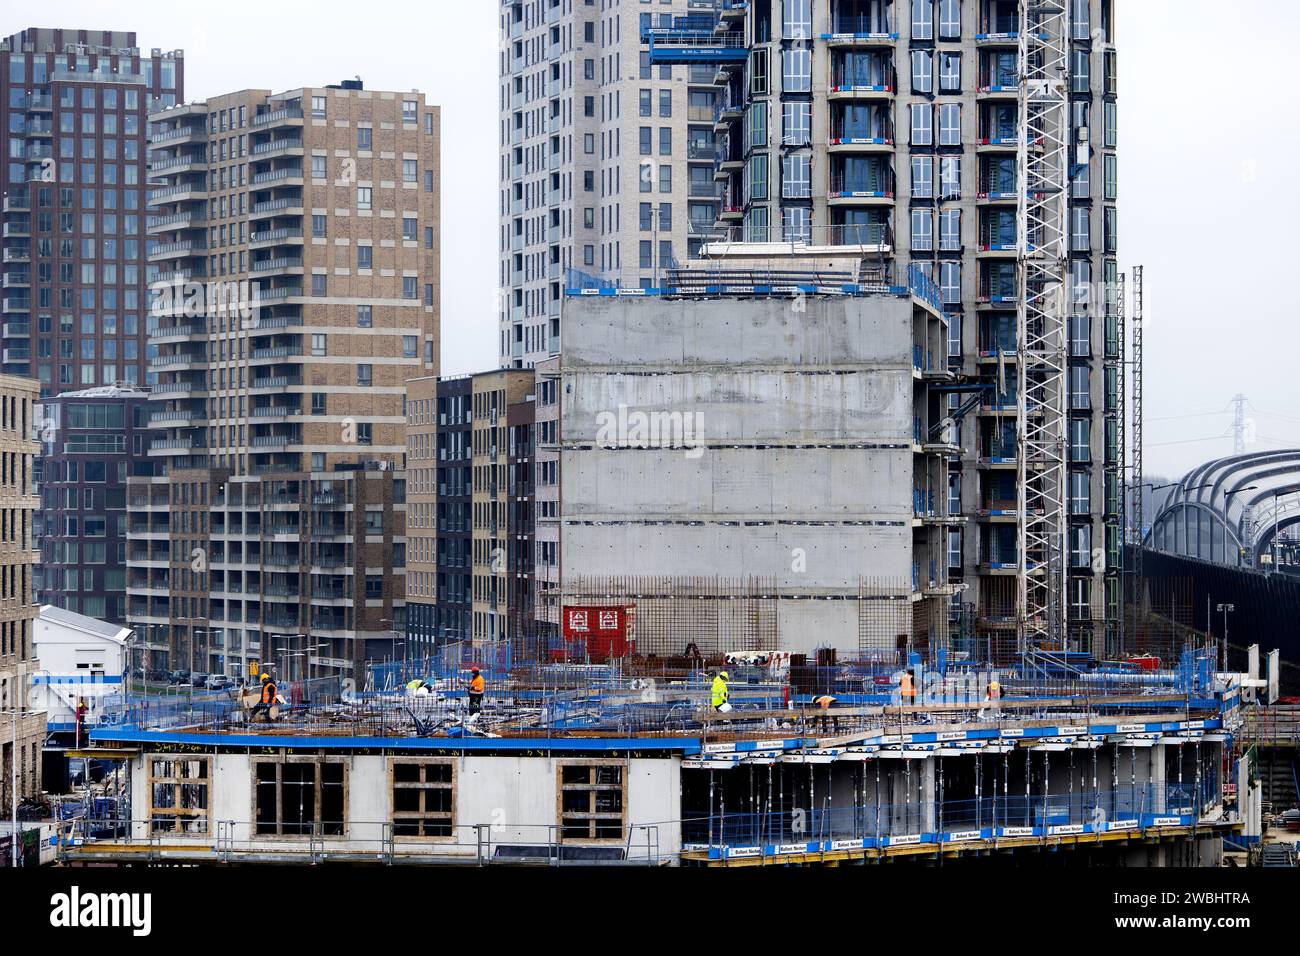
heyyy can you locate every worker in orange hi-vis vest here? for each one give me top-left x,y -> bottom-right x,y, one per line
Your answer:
899,668 -> 917,706
467,668 -> 486,716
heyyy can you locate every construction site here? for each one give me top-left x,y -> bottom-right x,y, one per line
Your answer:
57,626 -> 1272,867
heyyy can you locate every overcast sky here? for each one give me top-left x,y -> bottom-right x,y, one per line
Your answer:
38,0 -> 1300,478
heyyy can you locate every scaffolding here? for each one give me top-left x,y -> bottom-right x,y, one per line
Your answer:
563,575 -> 780,659
1016,0 -> 1072,658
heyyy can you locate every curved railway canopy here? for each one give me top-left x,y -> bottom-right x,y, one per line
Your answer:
1146,450 -> 1300,568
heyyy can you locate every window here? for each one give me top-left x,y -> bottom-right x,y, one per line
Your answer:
939,0 -> 961,38
1071,207 -> 1090,251
658,89 -> 672,117
311,155 -> 326,178
1070,418 -> 1092,462
749,49 -> 769,95
357,187 -> 372,210
939,155 -> 961,198
1071,49 -> 1090,93
911,0 -> 933,39
558,762 -> 626,842
782,206 -> 811,244
312,214 -> 326,238
911,209 -> 934,251
782,102 -> 811,146
940,261 -> 961,304
357,245 -> 373,269
358,363 -> 373,387
254,760 -> 346,836
911,157 -> 934,198
357,127 -> 372,151
149,757 -> 209,834
782,153 -> 811,199
1069,366 -> 1090,410
311,333 -> 327,356
1069,471 -> 1091,515
1069,524 -> 1093,569
311,274 -> 327,297
939,208 -> 961,250
391,760 -> 455,838
939,103 -> 961,145
783,0 -> 812,38
910,104 -> 933,145
1069,313 -> 1091,356
357,305 -> 373,327
403,159 -> 417,183
782,48 -> 811,93
939,52 -> 961,92
311,95 -> 326,118
911,51 -> 933,94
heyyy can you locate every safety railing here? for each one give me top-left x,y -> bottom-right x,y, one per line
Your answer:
681,783 -> 1217,851
64,818 -> 667,866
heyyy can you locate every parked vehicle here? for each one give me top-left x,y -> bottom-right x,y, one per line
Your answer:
167,670 -> 190,685
206,675 -> 236,691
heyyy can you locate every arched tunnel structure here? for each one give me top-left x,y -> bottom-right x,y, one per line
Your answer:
1146,450 -> 1300,568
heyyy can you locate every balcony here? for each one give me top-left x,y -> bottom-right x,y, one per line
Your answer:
150,125 -> 206,148
251,106 -> 305,129
148,318 -> 208,342
148,182 -> 207,206
149,239 -> 207,262
251,167 -> 304,187
250,203 -> 305,227
250,344 -> 304,362
251,375 -> 304,392
147,211 -> 207,235
249,227 -> 304,249
825,15 -> 898,42
150,153 -> 209,175
249,256 -> 304,277
251,137 -> 304,158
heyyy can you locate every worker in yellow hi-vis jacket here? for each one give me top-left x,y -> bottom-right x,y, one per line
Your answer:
711,671 -> 730,712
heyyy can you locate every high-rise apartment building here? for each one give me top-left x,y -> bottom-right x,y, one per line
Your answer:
652,0 -> 1120,652
470,369 -> 534,643
127,81 -> 440,680
0,28 -> 183,392
34,384 -> 150,623
407,369 -> 544,653
1,28 -> 181,632
498,0 -> 723,368
0,373 -> 42,816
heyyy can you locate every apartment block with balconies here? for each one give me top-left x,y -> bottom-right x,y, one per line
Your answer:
126,80 -> 439,681
498,0 -> 723,368
653,0 -> 1119,653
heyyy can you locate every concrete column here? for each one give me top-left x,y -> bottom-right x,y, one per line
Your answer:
1151,742 -> 1167,814
922,756 -> 937,834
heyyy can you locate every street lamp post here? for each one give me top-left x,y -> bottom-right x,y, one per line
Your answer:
1216,603 -> 1234,672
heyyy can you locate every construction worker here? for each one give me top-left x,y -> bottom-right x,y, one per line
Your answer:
251,673 -> 277,723
711,671 -> 730,712
979,678 -> 1003,720
406,677 -> 428,696
813,694 -> 838,732
467,667 -> 486,716
899,668 -> 917,706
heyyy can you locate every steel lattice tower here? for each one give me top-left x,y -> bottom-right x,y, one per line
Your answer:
1016,0 -> 1072,655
